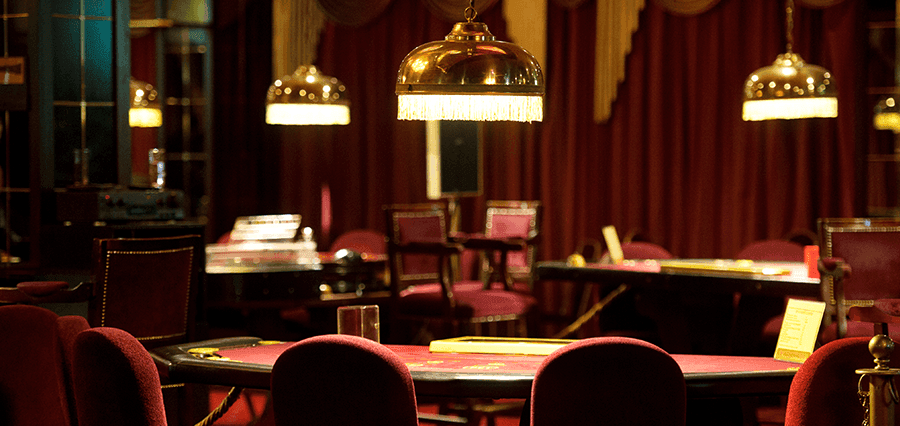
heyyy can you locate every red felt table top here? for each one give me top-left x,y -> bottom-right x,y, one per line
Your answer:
213,341 -> 799,376
153,337 -> 801,399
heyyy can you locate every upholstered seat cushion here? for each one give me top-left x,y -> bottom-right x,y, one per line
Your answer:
398,282 -> 536,318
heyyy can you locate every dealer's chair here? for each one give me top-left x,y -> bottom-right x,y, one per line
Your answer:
0,304 -> 89,426
784,336 -> 876,426
2,235 -> 202,349
271,334 -> 418,426
530,336 -> 686,426
732,239 -> 806,355
736,239 -> 805,262
817,218 -> 900,342
72,327 -> 168,426
329,228 -> 387,256
384,203 -> 536,342
579,242 -> 675,339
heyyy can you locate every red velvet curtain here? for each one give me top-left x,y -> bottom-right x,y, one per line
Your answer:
213,0 -> 864,324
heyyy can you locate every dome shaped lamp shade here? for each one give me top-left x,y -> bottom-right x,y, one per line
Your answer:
266,65 -> 350,125
741,0 -> 837,121
396,3 -> 544,123
742,52 -> 837,121
129,77 -> 162,128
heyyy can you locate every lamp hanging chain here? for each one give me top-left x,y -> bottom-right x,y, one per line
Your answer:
785,0 -> 794,53
465,0 -> 477,22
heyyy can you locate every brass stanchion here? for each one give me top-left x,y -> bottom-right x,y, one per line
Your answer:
857,332 -> 900,426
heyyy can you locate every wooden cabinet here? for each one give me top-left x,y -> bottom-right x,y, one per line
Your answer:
0,0 -> 212,283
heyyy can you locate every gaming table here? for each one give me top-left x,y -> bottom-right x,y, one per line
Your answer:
535,259 -> 821,352
151,336 -> 801,399
535,259 -> 821,297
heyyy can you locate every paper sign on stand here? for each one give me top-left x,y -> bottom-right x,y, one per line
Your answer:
602,225 -> 624,265
773,298 -> 827,363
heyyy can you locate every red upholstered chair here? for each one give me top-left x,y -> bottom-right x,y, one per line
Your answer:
784,336 -> 877,426
817,218 -> 900,342
736,239 -> 805,261
329,228 -> 387,257
620,241 -> 674,260
585,241 -> 674,339
1,235 -> 202,349
72,327 -> 168,426
270,334 -> 418,426
56,314 -> 91,425
473,200 -> 541,293
530,336 -> 686,426
0,305 -> 89,426
731,239 -> 806,355
384,203 -> 536,341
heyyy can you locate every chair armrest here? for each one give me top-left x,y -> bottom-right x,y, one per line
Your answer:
390,241 -> 464,256
18,281 -> 70,297
0,281 -> 93,304
456,236 -> 527,252
818,257 -> 852,280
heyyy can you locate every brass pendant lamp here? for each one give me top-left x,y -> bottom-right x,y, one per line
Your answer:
129,77 -> 162,128
742,0 -> 837,121
396,0 -> 544,122
266,65 -> 350,125
874,96 -> 900,133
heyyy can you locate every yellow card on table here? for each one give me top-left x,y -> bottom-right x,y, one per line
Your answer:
429,336 -> 576,356
602,225 -> 624,265
773,298 -> 827,363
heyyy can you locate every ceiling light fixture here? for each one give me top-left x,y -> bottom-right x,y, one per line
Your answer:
129,77 -> 162,128
874,95 -> 900,133
742,0 -> 837,121
266,65 -> 350,126
396,0 -> 544,122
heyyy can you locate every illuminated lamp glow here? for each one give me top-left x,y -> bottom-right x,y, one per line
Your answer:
742,97 -> 838,121
266,103 -> 351,126
129,107 -> 163,128
398,94 -> 542,122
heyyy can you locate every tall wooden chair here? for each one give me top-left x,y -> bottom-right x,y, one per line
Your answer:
2,235 -> 202,349
476,200 -> 541,293
817,218 -> 900,342
0,236 -> 203,426
383,202 -> 536,342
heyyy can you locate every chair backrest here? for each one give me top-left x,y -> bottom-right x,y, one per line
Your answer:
530,336 -> 686,426
72,327 -> 167,426
621,241 -> 675,260
736,239 -> 805,262
329,229 -> 387,256
483,200 -> 541,282
57,315 -> 91,426
784,336 -> 878,426
0,305 -> 88,426
819,218 -> 900,310
88,234 -> 201,348
271,334 -> 418,426
384,203 -> 450,288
